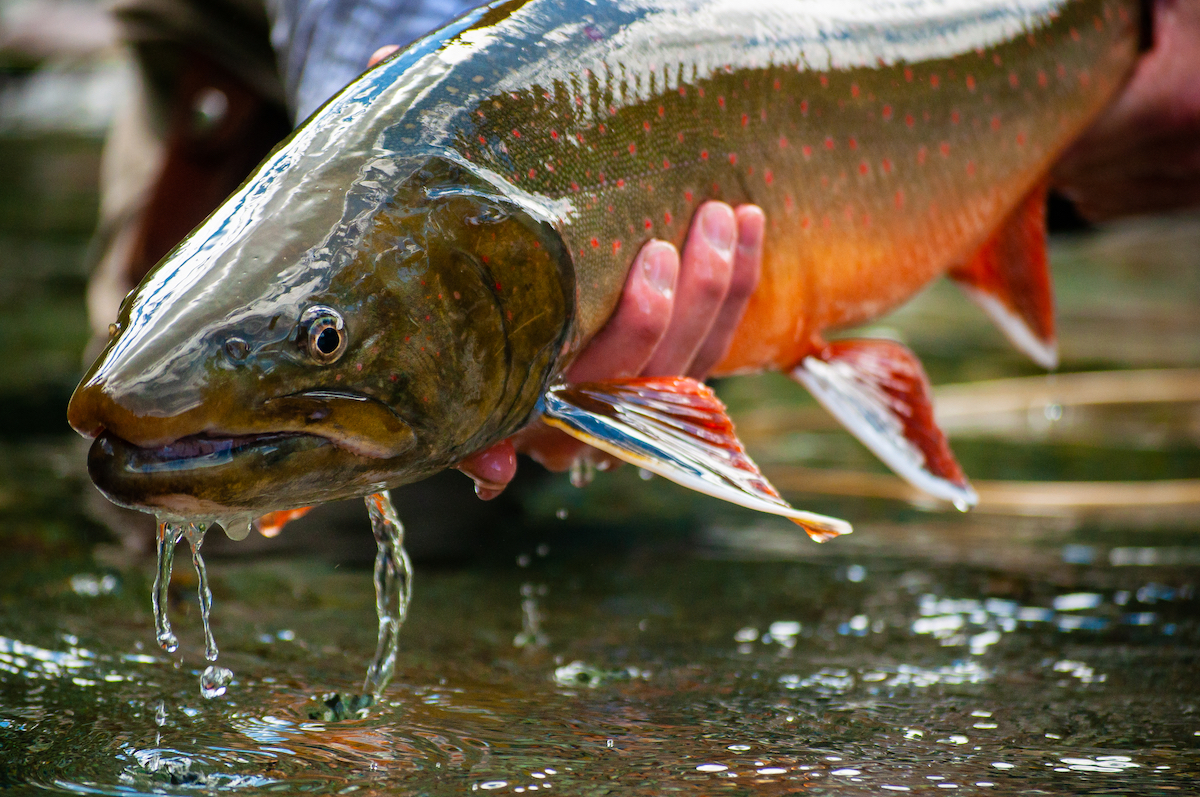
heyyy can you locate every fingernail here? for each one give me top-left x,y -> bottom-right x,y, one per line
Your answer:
701,204 -> 736,254
642,241 -> 675,296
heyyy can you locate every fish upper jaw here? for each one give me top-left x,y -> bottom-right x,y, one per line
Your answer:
67,378 -> 416,461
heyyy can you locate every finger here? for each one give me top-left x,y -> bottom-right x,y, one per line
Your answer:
456,439 -> 517,500
687,204 -> 765,378
565,239 -> 679,382
368,45 -> 401,67
640,201 -> 736,376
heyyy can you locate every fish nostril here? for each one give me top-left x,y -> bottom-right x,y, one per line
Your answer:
225,337 -> 250,361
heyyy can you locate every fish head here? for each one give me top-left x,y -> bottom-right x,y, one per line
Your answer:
68,157 -> 572,519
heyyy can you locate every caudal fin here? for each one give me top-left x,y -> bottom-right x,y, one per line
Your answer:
950,181 -> 1057,370
791,339 -> 977,509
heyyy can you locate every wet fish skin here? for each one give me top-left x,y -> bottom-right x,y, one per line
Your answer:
67,0 -> 1141,517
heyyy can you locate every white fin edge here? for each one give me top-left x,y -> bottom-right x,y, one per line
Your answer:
957,284 -> 1058,370
541,390 -> 851,540
793,357 -> 979,510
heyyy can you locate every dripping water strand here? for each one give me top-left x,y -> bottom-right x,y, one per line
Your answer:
153,520 -> 184,653
182,524 -> 217,661
363,490 -> 412,697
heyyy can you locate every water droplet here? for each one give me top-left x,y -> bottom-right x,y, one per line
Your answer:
1044,402 -> 1062,422
953,498 -> 970,512
154,700 -> 167,727
362,491 -> 412,698
568,457 -> 595,488
199,665 -> 233,699
555,508 -> 568,520
638,468 -> 654,480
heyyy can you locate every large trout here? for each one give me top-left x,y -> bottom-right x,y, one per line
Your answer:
68,0 -> 1144,540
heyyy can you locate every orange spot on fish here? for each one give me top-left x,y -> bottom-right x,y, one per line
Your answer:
851,83 -> 860,98
628,143 -> 636,154
904,68 -> 913,82
527,168 -> 536,178
1009,72 -> 1020,88
512,129 -> 521,138
858,160 -> 868,175
800,100 -> 809,114
951,110 -> 961,124
966,74 -> 976,91
905,113 -> 915,127
599,124 -> 606,134
895,189 -> 904,208
939,141 -> 950,157
616,178 -> 625,188
930,74 -> 940,88
848,137 -> 858,150
801,215 -> 810,229
764,169 -> 774,185
819,74 -> 829,87
657,105 -> 665,117
966,160 -> 976,176
677,131 -> 684,143
550,130 -> 558,140
1016,131 -> 1027,146
664,211 -> 673,224
590,237 -> 599,248
612,240 -> 621,253
824,137 -> 835,150
644,218 -> 652,229
773,78 -> 781,91
990,115 -> 1001,130
390,374 -> 398,382
570,181 -> 580,191
917,146 -> 928,165
477,135 -> 486,144
643,120 -> 651,131
802,144 -> 813,158
741,113 -> 749,127
679,86 -> 687,96
778,135 -> 789,149
881,158 -> 892,173
882,105 -> 893,120
718,96 -> 726,108
662,158 -> 670,169
728,152 -> 737,165
993,53 -> 1002,66
684,190 -> 693,202
1037,70 -> 1048,87
1070,27 -> 1081,41
701,150 -> 709,160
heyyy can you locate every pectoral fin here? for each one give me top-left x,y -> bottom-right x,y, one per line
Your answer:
950,181 -> 1057,369
791,339 -> 977,509
540,377 -> 851,542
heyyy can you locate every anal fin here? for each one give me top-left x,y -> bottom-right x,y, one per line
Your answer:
791,339 -> 977,508
950,181 -> 1057,369
541,377 -> 851,542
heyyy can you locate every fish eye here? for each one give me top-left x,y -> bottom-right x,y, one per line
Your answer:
300,305 -> 347,365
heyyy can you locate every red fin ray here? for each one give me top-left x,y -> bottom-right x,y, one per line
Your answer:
950,181 -> 1057,369
791,339 -> 976,508
541,377 -> 851,542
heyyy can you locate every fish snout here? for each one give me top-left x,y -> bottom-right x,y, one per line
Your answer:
66,375 -> 213,448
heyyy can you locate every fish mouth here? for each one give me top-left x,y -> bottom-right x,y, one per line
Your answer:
79,391 -> 421,516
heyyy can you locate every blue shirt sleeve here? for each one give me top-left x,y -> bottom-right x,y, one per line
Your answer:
267,0 -> 484,122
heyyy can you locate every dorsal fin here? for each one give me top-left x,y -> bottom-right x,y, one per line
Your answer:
949,181 -> 1057,369
541,377 -> 851,542
791,339 -> 977,509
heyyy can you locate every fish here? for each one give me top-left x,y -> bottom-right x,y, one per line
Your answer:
67,0 -> 1145,541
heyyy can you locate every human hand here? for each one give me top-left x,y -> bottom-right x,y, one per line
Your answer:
1052,0 -> 1200,220
459,201 -> 766,499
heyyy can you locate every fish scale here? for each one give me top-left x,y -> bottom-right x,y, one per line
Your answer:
440,0 -> 1138,365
